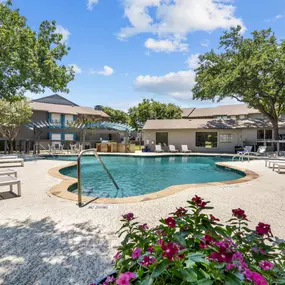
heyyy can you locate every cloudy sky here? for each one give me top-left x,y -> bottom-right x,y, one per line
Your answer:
13,0 -> 285,110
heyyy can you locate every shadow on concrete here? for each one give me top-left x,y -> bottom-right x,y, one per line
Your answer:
0,218 -> 112,285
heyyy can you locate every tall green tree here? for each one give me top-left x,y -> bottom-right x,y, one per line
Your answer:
0,99 -> 33,152
0,1 -> 74,100
102,106 -> 129,124
128,99 -> 182,129
193,26 -> 285,140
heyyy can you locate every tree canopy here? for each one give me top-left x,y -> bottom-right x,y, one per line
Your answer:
128,99 -> 182,130
193,26 -> 285,139
0,98 -> 33,151
102,106 -> 129,124
0,2 -> 74,100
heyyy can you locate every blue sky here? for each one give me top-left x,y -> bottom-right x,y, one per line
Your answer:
11,0 -> 285,110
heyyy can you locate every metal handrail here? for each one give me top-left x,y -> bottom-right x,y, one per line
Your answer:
77,149 -> 119,207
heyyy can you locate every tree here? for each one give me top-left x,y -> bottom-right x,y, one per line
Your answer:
0,2 -> 74,100
128,99 -> 182,129
102,107 -> 129,124
0,99 -> 33,152
192,26 -> 285,140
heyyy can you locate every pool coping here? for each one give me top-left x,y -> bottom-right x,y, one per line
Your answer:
48,158 -> 259,204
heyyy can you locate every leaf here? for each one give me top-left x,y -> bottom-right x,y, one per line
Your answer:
151,260 -> 169,278
196,279 -> 214,285
140,275 -> 154,285
173,232 -> 187,247
179,269 -> 197,282
186,252 -> 209,265
225,273 -> 243,285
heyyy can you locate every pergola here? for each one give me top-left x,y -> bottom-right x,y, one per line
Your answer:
25,121 -> 135,153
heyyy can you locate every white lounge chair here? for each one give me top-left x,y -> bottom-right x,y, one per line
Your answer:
237,146 -> 253,155
169,145 -> 178,153
0,158 -> 24,167
0,169 -> 17,178
155,145 -> 163,153
272,162 -> 285,174
0,155 -> 18,159
0,176 -> 21,196
181,145 -> 192,153
249,146 -> 267,156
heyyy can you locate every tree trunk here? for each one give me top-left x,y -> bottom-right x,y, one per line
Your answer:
271,119 -> 280,140
9,140 -> 14,153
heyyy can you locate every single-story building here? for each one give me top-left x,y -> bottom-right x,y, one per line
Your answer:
143,104 -> 285,153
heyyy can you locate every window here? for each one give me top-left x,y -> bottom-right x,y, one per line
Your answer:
156,132 -> 168,145
65,115 -> 74,125
196,132 -> 218,148
257,130 -> 272,140
65,134 -> 74,141
220,133 -> 233,143
50,133 -> 61,141
51,113 -> 61,126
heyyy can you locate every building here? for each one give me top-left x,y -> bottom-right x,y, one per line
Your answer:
9,94 -> 124,152
143,104 -> 285,153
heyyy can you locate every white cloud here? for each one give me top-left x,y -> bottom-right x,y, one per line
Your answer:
186,54 -> 200,69
134,70 -> 196,100
68,64 -> 82,74
87,0 -> 99,10
55,25 -> 71,43
145,38 -> 188,53
200,39 -> 210,47
118,0 -> 244,40
91,66 -> 114,76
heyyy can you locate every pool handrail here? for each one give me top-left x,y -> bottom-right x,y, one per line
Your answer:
77,149 -> 119,207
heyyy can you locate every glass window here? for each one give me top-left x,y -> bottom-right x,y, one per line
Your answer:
220,133 -> 233,143
196,132 -> 218,148
265,130 -> 272,139
257,130 -> 273,140
156,132 -> 168,145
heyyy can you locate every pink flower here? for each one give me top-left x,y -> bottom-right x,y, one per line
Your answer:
174,207 -> 187,217
192,195 -> 208,208
259,260 -> 274,271
245,270 -> 268,285
138,223 -> 148,230
122,213 -> 134,221
103,276 -> 116,285
131,248 -> 142,259
165,217 -> 176,228
161,242 -> 179,260
114,252 -> 121,260
226,263 -> 238,271
232,208 -> 247,220
140,255 -> 156,267
256,223 -> 272,236
200,234 -> 215,249
210,214 -> 220,222
116,272 -> 136,285
148,246 -> 154,253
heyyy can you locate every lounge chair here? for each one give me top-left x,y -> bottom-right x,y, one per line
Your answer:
0,155 -> 18,159
181,145 -> 192,153
249,146 -> 267,156
272,162 -> 285,174
169,145 -> 178,153
0,175 -> 21,196
155,145 -> 163,153
0,158 -> 24,167
237,146 -> 253,155
0,169 -> 17,178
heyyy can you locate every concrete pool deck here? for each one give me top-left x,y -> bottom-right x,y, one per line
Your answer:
0,158 -> 284,284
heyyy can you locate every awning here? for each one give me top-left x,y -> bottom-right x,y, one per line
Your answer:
25,121 -> 135,132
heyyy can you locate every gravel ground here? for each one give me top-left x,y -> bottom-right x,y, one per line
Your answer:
0,158 -> 284,285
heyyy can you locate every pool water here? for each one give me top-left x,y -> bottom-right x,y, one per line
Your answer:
58,156 -> 245,198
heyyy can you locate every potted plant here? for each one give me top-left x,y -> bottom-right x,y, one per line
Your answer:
93,196 -> 285,284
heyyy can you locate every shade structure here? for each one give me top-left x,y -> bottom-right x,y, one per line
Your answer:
25,121 -> 135,132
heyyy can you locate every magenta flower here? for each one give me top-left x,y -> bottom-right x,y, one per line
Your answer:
138,223 -> 148,230
161,242 -> 179,260
103,276 -> 116,285
140,255 -> 156,267
245,270 -> 268,285
210,214 -> 220,222
116,272 -> 136,285
192,195 -> 208,208
114,252 -> 121,260
256,223 -> 272,236
232,208 -> 247,220
147,246 -> 154,253
122,213 -> 134,221
174,207 -> 187,217
165,217 -> 176,228
259,260 -> 274,271
199,234 -> 215,249
131,247 -> 142,259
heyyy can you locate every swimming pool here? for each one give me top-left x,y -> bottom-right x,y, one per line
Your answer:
58,156 -> 245,198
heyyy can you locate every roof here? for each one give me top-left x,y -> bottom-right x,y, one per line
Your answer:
30,102 -> 109,117
143,118 -> 285,130
182,104 -> 260,118
33,94 -> 79,106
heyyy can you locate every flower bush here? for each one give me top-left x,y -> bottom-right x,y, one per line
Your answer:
97,196 -> 285,285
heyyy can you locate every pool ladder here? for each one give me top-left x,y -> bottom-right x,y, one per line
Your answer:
77,149 -> 119,207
